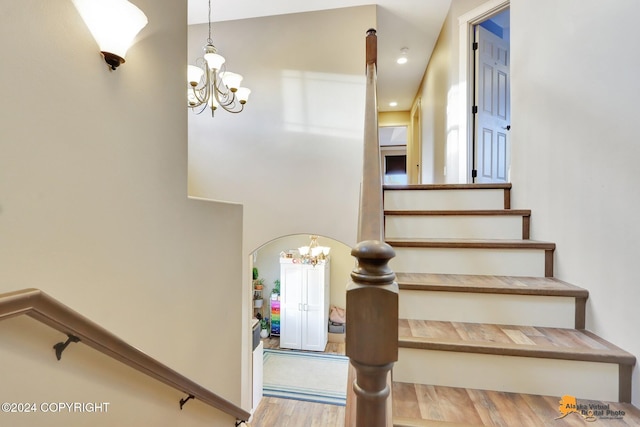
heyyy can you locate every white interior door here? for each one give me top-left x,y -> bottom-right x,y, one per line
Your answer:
475,25 -> 510,183
302,266 -> 325,351
280,264 -> 302,349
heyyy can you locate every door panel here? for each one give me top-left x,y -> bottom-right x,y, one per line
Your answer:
480,128 -> 493,180
280,265 -> 302,349
302,267 -> 325,351
475,25 -> 510,183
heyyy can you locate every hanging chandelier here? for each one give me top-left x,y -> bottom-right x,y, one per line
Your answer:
187,0 -> 250,116
297,235 -> 331,266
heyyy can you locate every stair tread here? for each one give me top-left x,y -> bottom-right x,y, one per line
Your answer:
384,184 -> 512,191
392,382 -> 640,426
387,238 -> 555,250
398,319 -> 636,365
396,273 -> 588,297
385,209 -> 530,216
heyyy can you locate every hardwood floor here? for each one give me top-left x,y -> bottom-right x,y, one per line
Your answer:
393,382 -> 640,426
249,336 -> 640,427
398,319 -> 635,363
250,396 -> 345,427
395,273 -> 587,296
249,336 -> 346,427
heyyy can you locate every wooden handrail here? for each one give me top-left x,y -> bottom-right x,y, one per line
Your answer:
357,29 -> 383,243
345,29 -> 398,427
0,288 -> 250,422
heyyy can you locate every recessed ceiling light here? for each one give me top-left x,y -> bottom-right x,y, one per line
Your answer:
396,47 -> 408,65
389,101 -> 398,107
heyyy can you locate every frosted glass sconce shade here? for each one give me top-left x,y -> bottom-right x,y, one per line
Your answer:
73,0 -> 148,70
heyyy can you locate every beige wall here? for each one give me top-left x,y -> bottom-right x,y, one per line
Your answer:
379,111 -> 410,127
416,0 -> 486,184
188,10 -> 374,398
0,0 -> 244,424
417,0 -> 640,406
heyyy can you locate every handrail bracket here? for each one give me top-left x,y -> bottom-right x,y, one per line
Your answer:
53,334 -> 81,361
179,394 -> 195,410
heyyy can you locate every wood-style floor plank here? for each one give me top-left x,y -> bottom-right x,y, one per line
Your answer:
250,337 -> 346,426
395,273 -> 588,297
250,396 -> 346,427
252,337 -> 639,426
398,319 -> 636,365
386,238 -> 555,251
393,382 -> 640,426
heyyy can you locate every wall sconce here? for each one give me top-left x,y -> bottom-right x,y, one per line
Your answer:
73,0 -> 148,70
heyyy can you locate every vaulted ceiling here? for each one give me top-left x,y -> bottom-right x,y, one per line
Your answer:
188,0 -> 452,112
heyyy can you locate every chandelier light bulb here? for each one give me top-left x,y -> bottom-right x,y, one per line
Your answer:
188,65 -> 204,87
298,246 -> 310,256
203,44 -> 226,70
236,87 -> 251,104
296,236 -> 330,266
220,72 -> 243,92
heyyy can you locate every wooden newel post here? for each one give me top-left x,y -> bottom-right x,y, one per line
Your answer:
366,28 -> 377,67
346,240 -> 398,427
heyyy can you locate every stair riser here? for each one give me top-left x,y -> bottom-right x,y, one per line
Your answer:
399,291 -> 576,328
394,348 -> 619,402
385,215 -> 524,240
384,189 -> 506,211
391,248 -> 547,277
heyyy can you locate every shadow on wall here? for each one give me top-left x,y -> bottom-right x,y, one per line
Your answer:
250,234 -> 353,318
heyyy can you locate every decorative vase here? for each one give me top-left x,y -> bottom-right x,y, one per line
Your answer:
260,328 -> 269,338
254,299 -> 263,308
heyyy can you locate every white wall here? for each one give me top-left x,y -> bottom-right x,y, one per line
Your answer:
510,0 -> 640,406
187,6 -> 376,252
0,0 -> 245,424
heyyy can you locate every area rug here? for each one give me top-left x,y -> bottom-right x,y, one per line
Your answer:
263,348 -> 349,406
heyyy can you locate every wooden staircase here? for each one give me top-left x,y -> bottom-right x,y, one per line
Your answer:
384,184 -> 638,426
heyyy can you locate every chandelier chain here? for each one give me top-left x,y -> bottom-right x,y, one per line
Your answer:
207,0 -> 213,45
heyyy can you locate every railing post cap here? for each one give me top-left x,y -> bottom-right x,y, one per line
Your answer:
351,240 -> 395,260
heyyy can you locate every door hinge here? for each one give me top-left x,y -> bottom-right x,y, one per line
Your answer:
472,169 -> 478,178
472,42 -> 478,50
472,105 -> 478,114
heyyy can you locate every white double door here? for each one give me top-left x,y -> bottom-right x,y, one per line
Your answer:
280,261 -> 329,352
